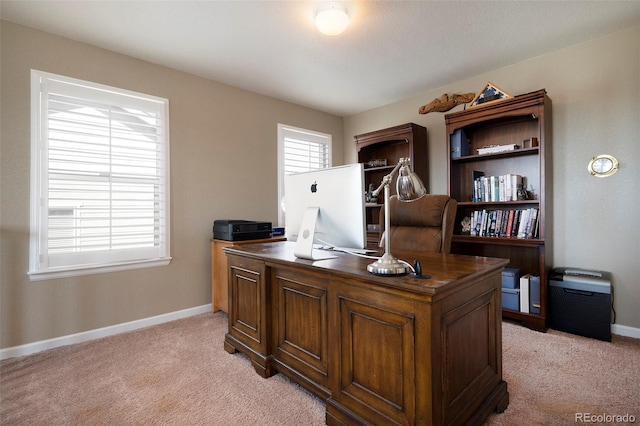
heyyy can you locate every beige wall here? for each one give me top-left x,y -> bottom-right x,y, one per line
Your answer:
344,26 -> 640,330
0,21 -> 344,348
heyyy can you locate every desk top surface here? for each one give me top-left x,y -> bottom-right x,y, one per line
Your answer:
224,241 -> 508,296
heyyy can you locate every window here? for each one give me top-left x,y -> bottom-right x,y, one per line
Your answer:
277,124 -> 331,225
29,70 -> 170,280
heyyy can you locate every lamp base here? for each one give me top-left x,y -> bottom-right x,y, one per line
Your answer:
367,255 -> 410,276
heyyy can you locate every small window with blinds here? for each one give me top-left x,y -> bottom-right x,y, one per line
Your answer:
277,124 -> 331,226
29,70 -> 171,280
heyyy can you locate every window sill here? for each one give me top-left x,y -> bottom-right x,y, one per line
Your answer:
28,257 -> 172,281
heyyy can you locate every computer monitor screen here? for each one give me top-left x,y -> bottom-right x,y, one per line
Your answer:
284,163 -> 366,259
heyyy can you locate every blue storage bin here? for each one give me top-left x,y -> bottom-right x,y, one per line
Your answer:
501,268 -> 520,289
502,288 -> 520,311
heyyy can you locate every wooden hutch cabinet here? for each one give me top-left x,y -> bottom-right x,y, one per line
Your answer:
355,123 -> 428,249
210,236 -> 286,313
445,89 -> 552,331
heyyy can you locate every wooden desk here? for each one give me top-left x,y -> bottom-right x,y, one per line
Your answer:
210,237 -> 285,312
224,241 -> 509,425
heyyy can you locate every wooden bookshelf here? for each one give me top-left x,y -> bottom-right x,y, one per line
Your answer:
445,89 -> 552,331
354,123 -> 428,249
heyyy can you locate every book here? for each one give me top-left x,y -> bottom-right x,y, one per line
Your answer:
519,274 -> 530,314
499,175 -> 506,201
527,208 -> 538,238
482,177 -> 490,202
529,275 -> 541,314
495,210 -> 503,237
481,209 -> 489,236
533,211 -> 540,238
510,174 -> 523,201
451,129 -> 470,158
477,144 -> 519,155
510,210 -> 518,237
472,171 -> 484,202
500,210 -> 510,237
517,209 -> 530,238
505,209 -> 515,237
473,210 -> 483,236
470,211 -> 477,236
488,210 -> 497,236
523,208 -> 532,238
490,176 -> 497,202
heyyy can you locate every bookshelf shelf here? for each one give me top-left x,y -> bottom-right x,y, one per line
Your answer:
453,235 -> 544,247
363,165 -> 396,173
451,146 -> 540,163
446,89 -> 552,332
458,200 -> 540,207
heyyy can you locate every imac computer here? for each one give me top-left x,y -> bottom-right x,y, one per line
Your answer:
284,163 -> 366,260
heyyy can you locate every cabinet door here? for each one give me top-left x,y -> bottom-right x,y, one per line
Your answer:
329,283 -> 419,425
441,284 -> 502,425
272,267 -> 330,395
226,255 -> 273,377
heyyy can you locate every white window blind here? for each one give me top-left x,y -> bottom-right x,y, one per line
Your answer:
29,70 -> 171,280
283,133 -> 329,174
277,124 -> 331,225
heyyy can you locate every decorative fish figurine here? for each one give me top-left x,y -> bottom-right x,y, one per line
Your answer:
419,92 -> 475,114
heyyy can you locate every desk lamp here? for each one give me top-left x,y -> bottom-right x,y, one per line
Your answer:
367,157 -> 426,275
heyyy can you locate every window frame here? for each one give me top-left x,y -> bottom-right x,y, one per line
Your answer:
277,124 -> 332,226
29,70 -> 171,281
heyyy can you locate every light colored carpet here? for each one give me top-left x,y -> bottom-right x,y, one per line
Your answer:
1,312 -> 325,425
1,312 -> 638,425
486,320 -> 640,425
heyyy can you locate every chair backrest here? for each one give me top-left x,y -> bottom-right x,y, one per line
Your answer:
380,194 -> 458,255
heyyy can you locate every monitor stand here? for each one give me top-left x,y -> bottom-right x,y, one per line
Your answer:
294,207 -> 338,260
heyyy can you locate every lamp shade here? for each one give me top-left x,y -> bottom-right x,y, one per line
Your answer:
396,162 -> 427,201
315,3 -> 349,36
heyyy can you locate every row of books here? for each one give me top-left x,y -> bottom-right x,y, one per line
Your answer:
468,208 -> 539,239
472,171 -> 524,202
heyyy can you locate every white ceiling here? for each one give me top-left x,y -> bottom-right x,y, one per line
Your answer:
2,1 -> 639,116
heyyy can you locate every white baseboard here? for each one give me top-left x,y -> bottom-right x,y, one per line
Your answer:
612,323 -> 640,339
2,306 -> 636,361
0,304 -> 212,361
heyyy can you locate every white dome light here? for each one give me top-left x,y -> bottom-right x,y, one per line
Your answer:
315,3 -> 349,36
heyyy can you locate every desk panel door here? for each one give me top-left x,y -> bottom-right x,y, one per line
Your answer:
272,268 -> 329,393
225,255 -> 273,378
330,284 -> 421,425
441,281 -> 503,425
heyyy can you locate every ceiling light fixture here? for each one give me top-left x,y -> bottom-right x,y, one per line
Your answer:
315,2 -> 349,36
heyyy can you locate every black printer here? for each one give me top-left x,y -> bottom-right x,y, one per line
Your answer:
213,220 -> 272,241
